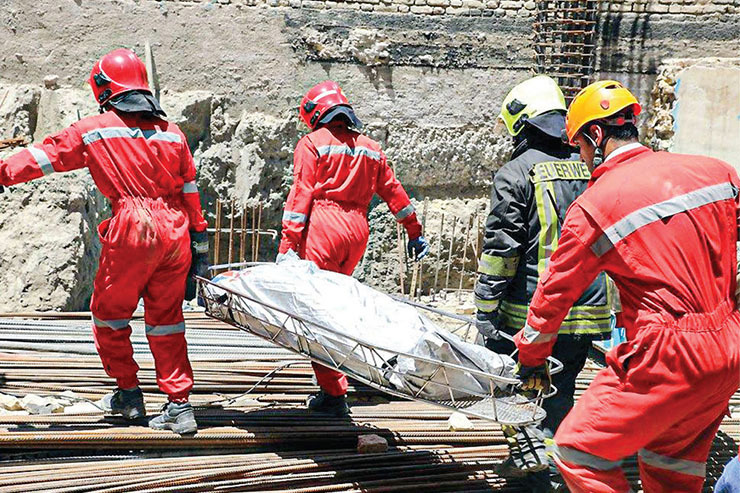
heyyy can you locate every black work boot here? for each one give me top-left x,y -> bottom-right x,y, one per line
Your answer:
149,401 -> 197,435
102,387 -> 146,420
307,391 -> 350,417
500,424 -> 549,474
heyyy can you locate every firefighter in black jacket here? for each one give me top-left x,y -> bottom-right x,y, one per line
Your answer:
474,76 -> 614,491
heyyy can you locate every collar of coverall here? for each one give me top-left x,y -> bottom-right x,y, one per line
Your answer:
590,142 -> 650,183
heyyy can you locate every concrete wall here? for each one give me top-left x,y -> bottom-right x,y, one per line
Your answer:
596,1 -> 740,109
672,62 -> 740,169
1,0 -> 740,307
2,0 -> 738,187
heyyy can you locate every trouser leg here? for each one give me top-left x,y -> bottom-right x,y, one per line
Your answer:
143,233 -> 193,401
90,227 -> 151,390
303,204 -> 368,397
92,321 -> 139,389
543,337 -> 591,434
541,337 -> 592,487
311,362 -> 349,396
554,455 -> 631,493
638,409 -> 727,492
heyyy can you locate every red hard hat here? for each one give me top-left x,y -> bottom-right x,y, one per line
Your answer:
299,80 -> 354,130
89,48 -> 151,107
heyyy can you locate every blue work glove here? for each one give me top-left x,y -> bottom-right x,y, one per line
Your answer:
407,235 -> 430,261
185,230 -> 210,302
476,311 -> 502,340
515,362 -> 551,393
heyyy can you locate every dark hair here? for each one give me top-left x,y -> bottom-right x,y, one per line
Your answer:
604,122 -> 638,141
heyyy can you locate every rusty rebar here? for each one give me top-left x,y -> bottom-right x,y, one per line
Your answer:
214,199 -> 222,267
228,199 -> 235,266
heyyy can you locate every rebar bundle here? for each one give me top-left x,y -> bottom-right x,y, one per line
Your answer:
0,314 -> 737,492
534,0 -> 599,101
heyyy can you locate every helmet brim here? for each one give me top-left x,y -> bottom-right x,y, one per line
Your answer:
319,105 -> 363,129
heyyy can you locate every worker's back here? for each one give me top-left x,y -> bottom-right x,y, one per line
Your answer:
73,111 -> 191,204
281,119 -> 420,261
300,122 -> 387,209
477,136 -> 612,336
575,145 -> 739,333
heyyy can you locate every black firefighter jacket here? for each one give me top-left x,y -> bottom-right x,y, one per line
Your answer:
474,134 -> 613,340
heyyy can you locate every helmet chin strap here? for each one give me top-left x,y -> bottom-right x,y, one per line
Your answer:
583,133 -> 604,168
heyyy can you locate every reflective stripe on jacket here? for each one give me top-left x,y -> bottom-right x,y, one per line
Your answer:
474,135 -> 611,338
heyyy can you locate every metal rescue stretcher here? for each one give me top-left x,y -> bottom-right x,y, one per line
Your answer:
197,275 -> 562,426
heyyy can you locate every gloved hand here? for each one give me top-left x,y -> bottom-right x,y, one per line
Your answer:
185,230 -> 210,302
475,311 -> 502,340
276,249 -> 295,264
515,362 -> 551,393
189,230 -> 210,278
407,235 -> 430,261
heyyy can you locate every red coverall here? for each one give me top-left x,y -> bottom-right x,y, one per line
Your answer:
0,110 -> 208,401
514,145 -> 740,492
279,122 -> 422,396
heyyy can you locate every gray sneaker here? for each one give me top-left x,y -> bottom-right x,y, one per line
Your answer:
149,401 -> 197,435
307,391 -> 350,417
102,387 -> 146,420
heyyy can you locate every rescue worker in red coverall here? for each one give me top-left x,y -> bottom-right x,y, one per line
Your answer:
512,80 -> 740,492
0,49 -> 209,435
278,80 -> 430,416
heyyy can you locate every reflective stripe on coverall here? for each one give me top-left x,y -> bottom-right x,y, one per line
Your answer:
0,111 -> 208,400
514,145 -> 740,492
279,122 -> 422,396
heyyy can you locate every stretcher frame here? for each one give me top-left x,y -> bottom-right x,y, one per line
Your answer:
197,275 -> 562,426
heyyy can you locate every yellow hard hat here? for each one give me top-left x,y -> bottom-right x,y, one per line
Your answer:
499,75 -> 566,137
564,80 -> 642,145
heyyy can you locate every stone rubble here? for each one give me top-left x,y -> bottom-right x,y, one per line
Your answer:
447,411 -> 475,431
357,434 -> 389,453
